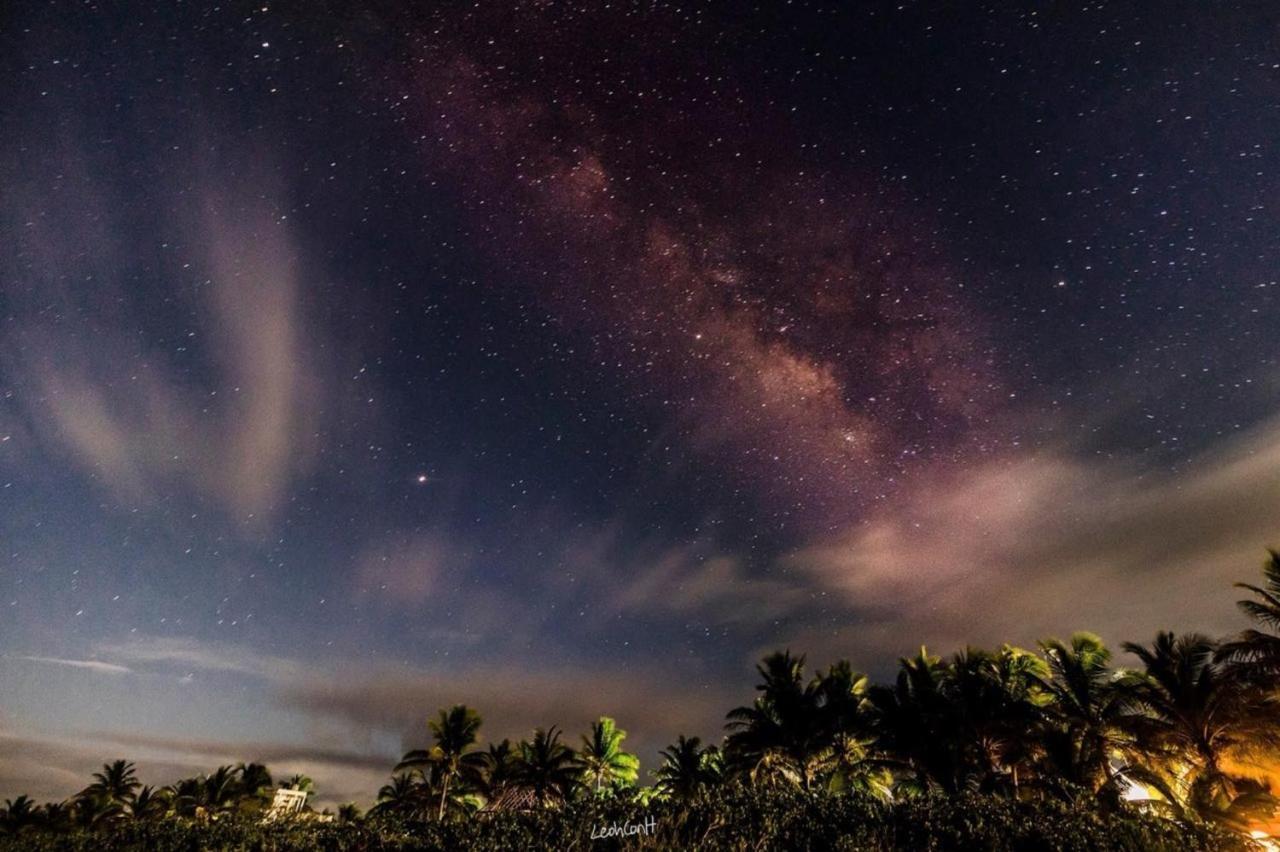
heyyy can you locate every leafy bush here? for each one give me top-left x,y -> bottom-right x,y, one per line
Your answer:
0,786 -> 1252,851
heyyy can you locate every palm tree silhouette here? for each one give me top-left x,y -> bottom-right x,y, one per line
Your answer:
1220,550 -> 1280,678
1033,633 -> 1130,802
726,650 -> 830,788
235,762 -> 274,810
203,766 -> 241,814
397,705 -> 485,820
575,717 -> 640,793
371,773 -> 425,818
512,727 -> 579,806
1121,631 -> 1280,826
477,739 -> 518,801
1,796 -> 39,836
653,736 -> 722,801
83,760 -> 140,808
129,786 -> 171,821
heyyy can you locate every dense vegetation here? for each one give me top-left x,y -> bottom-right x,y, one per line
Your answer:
5,552 -> 1280,850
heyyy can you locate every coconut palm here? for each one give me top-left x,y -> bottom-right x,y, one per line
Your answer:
575,717 -> 640,793
653,736 -> 722,801
1219,550 -> 1280,679
1034,633 -> 1131,802
371,773 -> 426,817
953,645 -> 1050,793
812,661 -> 891,797
1121,631 -> 1280,826
477,739 -> 518,801
396,704 -> 485,820
235,762 -> 274,809
82,760 -> 140,808
0,796 -> 39,836
199,766 -> 242,814
36,801 -> 72,833
129,786 -> 170,820
167,776 -> 206,818
337,802 -> 362,823
867,647 -> 960,793
725,651 -> 830,788
511,726 -> 579,806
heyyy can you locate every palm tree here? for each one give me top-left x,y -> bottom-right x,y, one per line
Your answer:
725,651 -> 828,788
37,801 -> 73,833
1219,550 -> 1280,678
1121,631 -> 1280,826
868,647 -> 960,793
235,762 -> 274,810
813,661 -> 890,798
371,773 -> 427,818
1,796 -> 39,836
653,736 -> 722,801
953,645 -> 1050,793
167,776 -> 206,818
280,773 -> 314,794
129,786 -> 171,820
396,704 -> 485,820
83,760 -> 140,808
477,739 -> 518,801
575,717 -> 640,793
512,726 -> 579,806
337,802 -> 362,823
1034,633 -> 1131,802
203,766 -> 242,814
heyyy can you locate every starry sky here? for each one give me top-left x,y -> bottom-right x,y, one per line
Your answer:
2,1 -> 1279,806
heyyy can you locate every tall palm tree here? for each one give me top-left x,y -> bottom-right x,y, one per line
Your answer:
397,704 -> 485,820
203,766 -> 241,814
0,796 -> 39,836
167,777 -> 206,818
477,739 -> 518,801
813,661 -> 890,797
1219,550 -> 1280,678
83,760 -> 140,808
725,651 -> 829,788
1121,631 -> 1280,826
512,726 -> 579,806
371,773 -> 427,818
575,717 -> 640,793
236,762 -> 274,809
653,736 -> 722,801
1034,633 -> 1131,802
37,801 -> 73,833
867,647 -> 960,793
129,786 -> 171,821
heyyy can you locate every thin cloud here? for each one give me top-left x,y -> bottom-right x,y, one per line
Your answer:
93,636 -> 304,682
3,143 -> 328,528
19,656 -> 133,676
785,412 -> 1280,668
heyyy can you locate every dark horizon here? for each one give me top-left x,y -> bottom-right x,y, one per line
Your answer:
3,1 -> 1279,810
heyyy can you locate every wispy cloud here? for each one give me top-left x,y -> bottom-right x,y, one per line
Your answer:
19,656 -> 133,676
2,142 -> 331,528
784,413 -> 1280,667
92,636 -> 304,681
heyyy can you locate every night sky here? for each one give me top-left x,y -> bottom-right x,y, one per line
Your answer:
3,2 -> 1279,806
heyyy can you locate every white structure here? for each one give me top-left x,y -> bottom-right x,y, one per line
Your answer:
264,788 -> 309,821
